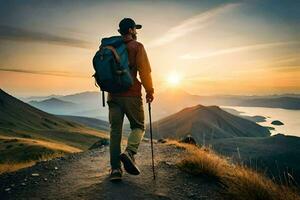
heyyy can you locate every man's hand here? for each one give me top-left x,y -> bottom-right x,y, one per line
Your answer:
146,93 -> 154,103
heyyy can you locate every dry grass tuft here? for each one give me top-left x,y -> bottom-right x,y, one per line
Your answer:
0,152 -> 65,174
0,161 -> 36,174
167,140 -> 300,200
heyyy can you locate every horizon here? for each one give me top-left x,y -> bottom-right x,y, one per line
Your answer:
0,0 -> 300,97
2,87 -> 300,99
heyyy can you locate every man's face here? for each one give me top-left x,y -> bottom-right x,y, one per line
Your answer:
129,27 -> 137,40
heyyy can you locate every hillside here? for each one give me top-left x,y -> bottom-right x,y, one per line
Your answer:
0,89 -> 108,173
211,134 -> 300,182
147,104 -> 270,143
0,89 -> 108,149
0,90 -> 82,131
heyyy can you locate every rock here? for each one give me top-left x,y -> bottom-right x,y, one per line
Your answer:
180,135 -> 197,145
271,120 -> 284,126
31,173 -> 40,177
155,191 -> 168,198
161,161 -> 173,167
157,138 -> 167,143
88,138 -> 109,150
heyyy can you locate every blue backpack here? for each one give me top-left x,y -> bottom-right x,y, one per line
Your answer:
92,36 -> 134,106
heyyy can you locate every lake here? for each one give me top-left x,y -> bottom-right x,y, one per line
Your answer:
221,106 -> 300,137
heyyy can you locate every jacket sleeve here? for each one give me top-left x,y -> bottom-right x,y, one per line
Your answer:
136,43 -> 154,94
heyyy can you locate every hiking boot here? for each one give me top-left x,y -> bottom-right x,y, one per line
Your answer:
120,150 -> 140,175
109,168 -> 123,182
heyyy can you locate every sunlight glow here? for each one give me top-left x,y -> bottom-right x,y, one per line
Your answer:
167,72 -> 182,86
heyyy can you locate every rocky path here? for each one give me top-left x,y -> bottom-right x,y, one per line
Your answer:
0,143 -> 223,200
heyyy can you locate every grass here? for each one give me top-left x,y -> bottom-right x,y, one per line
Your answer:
0,161 -> 36,174
167,140 -> 300,200
0,136 -> 78,174
0,152 -> 64,174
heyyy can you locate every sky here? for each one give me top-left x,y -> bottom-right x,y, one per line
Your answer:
0,0 -> 299,97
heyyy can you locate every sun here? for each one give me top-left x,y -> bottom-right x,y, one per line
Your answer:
167,72 -> 182,86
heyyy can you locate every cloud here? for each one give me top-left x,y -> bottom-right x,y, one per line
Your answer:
147,3 -> 239,48
180,41 -> 300,60
0,68 -> 89,78
0,25 -> 93,49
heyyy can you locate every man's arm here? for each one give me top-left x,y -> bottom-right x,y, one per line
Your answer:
136,43 -> 154,97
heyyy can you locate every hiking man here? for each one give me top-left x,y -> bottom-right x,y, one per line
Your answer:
107,18 -> 154,181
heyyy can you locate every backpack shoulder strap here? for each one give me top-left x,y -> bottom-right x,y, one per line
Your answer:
103,46 -> 120,63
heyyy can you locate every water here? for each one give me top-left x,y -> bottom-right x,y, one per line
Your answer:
221,106 -> 300,137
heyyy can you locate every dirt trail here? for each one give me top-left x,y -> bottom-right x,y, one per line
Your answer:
0,142 -> 223,200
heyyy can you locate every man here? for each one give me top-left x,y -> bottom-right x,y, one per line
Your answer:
107,18 -> 154,181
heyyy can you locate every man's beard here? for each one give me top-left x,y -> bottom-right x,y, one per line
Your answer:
132,33 -> 137,40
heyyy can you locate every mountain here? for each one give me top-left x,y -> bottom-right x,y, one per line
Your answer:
0,89 -> 107,149
23,91 -> 108,120
0,89 -> 108,172
29,97 -> 77,107
56,91 -> 108,120
238,97 -> 300,109
21,94 -> 63,102
1,90 -> 79,132
59,91 -> 101,108
29,98 -> 79,115
147,104 -> 270,143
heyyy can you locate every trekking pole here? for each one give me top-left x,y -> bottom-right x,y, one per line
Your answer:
148,102 -> 156,180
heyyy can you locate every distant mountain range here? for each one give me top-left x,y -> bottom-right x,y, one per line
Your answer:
237,97 -> 300,109
146,104 -> 270,143
29,98 -> 80,115
20,94 -> 63,102
26,92 -> 108,120
22,89 -> 300,121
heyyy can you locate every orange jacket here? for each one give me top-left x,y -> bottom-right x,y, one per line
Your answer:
109,35 -> 154,97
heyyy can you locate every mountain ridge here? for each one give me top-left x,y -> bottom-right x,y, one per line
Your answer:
147,104 -> 271,143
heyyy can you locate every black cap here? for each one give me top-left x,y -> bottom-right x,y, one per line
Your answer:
119,18 -> 142,33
